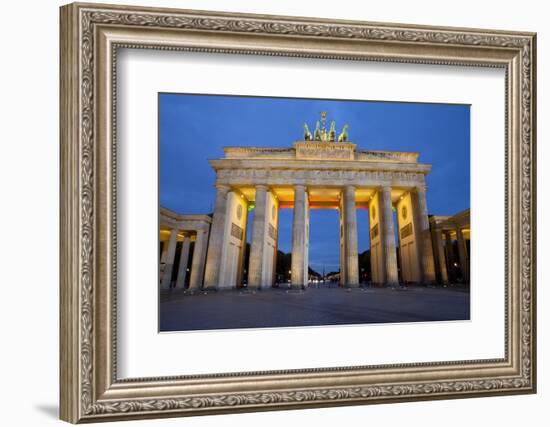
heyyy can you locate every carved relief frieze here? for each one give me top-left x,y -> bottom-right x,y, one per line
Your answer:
217,167 -> 426,188
355,150 -> 419,163
294,141 -> 356,160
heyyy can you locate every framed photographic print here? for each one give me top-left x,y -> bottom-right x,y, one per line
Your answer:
60,2 -> 536,423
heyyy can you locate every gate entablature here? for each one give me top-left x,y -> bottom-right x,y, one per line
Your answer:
211,143 -> 430,189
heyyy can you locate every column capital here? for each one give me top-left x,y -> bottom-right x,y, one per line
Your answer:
343,185 -> 356,195
294,184 -> 307,192
215,183 -> 231,193
414,184 -> 427,193
254,184 -> 269,192
380,185 -> 392,193
197,223 -> 210,232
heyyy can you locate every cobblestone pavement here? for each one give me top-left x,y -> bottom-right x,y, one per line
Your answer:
159,284 -> 470,332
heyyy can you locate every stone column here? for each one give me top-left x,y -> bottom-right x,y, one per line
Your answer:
433,229 -> 449,284
291,185 -> 308,289
304,196 -> 310,288
380,186 -> 399,286
271,200 -> 280,287
412,186 -> 436,284
203,184 -> 230,289
456,227 -> 470,283
160,238 -> 169,263
343,186 -> 359,287
175,234 -> 191,289
443,231 -> 455,283
339,199 -> 346,286
189,230 -> 208,290
160,228 -> 178,289
248,185 -> 268,290
236,198 -> 249,289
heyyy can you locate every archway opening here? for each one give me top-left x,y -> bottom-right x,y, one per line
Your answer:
357,208 -> 371,284
392,207 -> 402,283
274,208 -> 293,286
308,208 -> 340,287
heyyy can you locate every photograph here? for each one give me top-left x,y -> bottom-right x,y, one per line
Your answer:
158,94 -> 471,332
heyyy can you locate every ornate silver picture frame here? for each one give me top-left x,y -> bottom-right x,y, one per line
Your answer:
60,2 -> 536,423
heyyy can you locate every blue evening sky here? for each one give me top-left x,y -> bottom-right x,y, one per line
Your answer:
159,93 -> 470,272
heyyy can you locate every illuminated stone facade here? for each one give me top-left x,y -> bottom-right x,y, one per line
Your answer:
159,209 -> 211,290
158,117 -> 470,291
429,209 -> 471,285
204,125 -> 435,289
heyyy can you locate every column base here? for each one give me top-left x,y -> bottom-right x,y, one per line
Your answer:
344,282 -> 360,288
290,284 -> 305,291
286,288 -> 305,294
369,282 -> 383,288
200,288 -> 219,295
238,287 -> 259,294
216,285 -> 240,292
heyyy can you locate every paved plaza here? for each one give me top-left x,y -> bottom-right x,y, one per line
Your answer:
159,284 -> 470,332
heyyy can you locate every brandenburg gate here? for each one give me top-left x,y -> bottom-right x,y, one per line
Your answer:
200,114 -> 436,290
